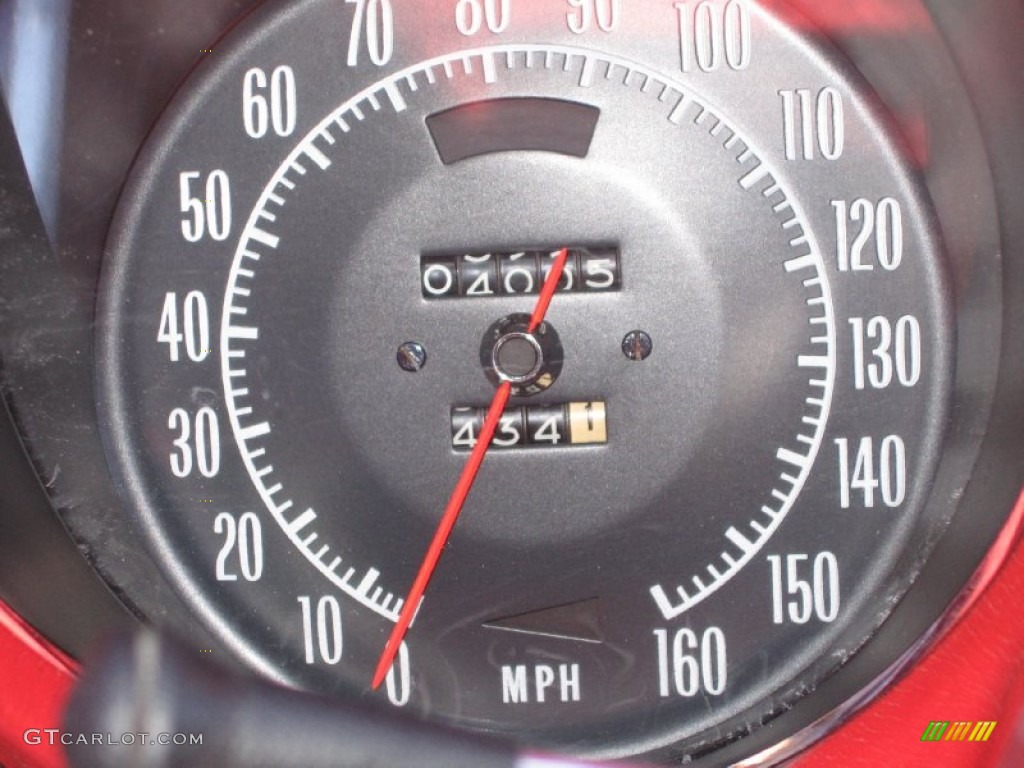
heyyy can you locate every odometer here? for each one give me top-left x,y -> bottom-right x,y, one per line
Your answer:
95,0 -> 964,761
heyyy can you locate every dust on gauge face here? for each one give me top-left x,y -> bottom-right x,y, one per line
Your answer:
98,0 -> 952,759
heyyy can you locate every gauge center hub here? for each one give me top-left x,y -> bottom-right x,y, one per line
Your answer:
492,332 -> 542,383
481,312 -> 563,396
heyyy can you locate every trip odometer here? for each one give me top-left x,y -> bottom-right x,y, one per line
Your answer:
97,0 -> 952,762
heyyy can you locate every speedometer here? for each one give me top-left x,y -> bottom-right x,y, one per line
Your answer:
75,0 -> 1000,761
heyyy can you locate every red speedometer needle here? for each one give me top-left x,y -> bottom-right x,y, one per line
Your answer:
372,247 -> 570,689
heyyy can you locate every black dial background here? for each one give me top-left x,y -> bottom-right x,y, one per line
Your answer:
0,1 -> 1019,768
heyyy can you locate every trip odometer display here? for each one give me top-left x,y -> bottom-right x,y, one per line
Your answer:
97,0 -> 952,761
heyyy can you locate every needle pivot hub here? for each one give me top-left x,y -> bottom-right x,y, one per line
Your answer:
481,313 -> 563,396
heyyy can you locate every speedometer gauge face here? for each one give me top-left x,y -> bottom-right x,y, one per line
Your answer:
97,0 -> 954,760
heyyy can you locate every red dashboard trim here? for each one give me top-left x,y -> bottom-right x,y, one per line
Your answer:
0,601 -> 76,768
791,487 -> 1024,767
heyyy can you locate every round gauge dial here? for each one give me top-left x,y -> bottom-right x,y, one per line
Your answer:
97,0 -> 956,760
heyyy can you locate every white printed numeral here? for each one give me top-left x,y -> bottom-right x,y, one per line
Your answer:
456,0 -> 511,35
214,512 -> 264,582
833,198 -> 903,272
654,627 -> 727,697
179,170 -> 232,242
676,0 -> 751,73
452,418 -> 477,448
780,87 -> 844,161
583,257 -> 616,289
503,253 -> 536,294
169,407 -> 221,479
532,416 -> 562,444
567,0 -> 619,34
385,642 -> 412,706
298,595 -> 344,664
463,254 -> 495,295
492,415 -> 522,447
243,66 -> 297,139
158,291 -> 210,363
835,436 -> 906,509
345,0 -> 394,66
850,316 -> 921,390
768,552 -> 840,624
422,262 -> 456,297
